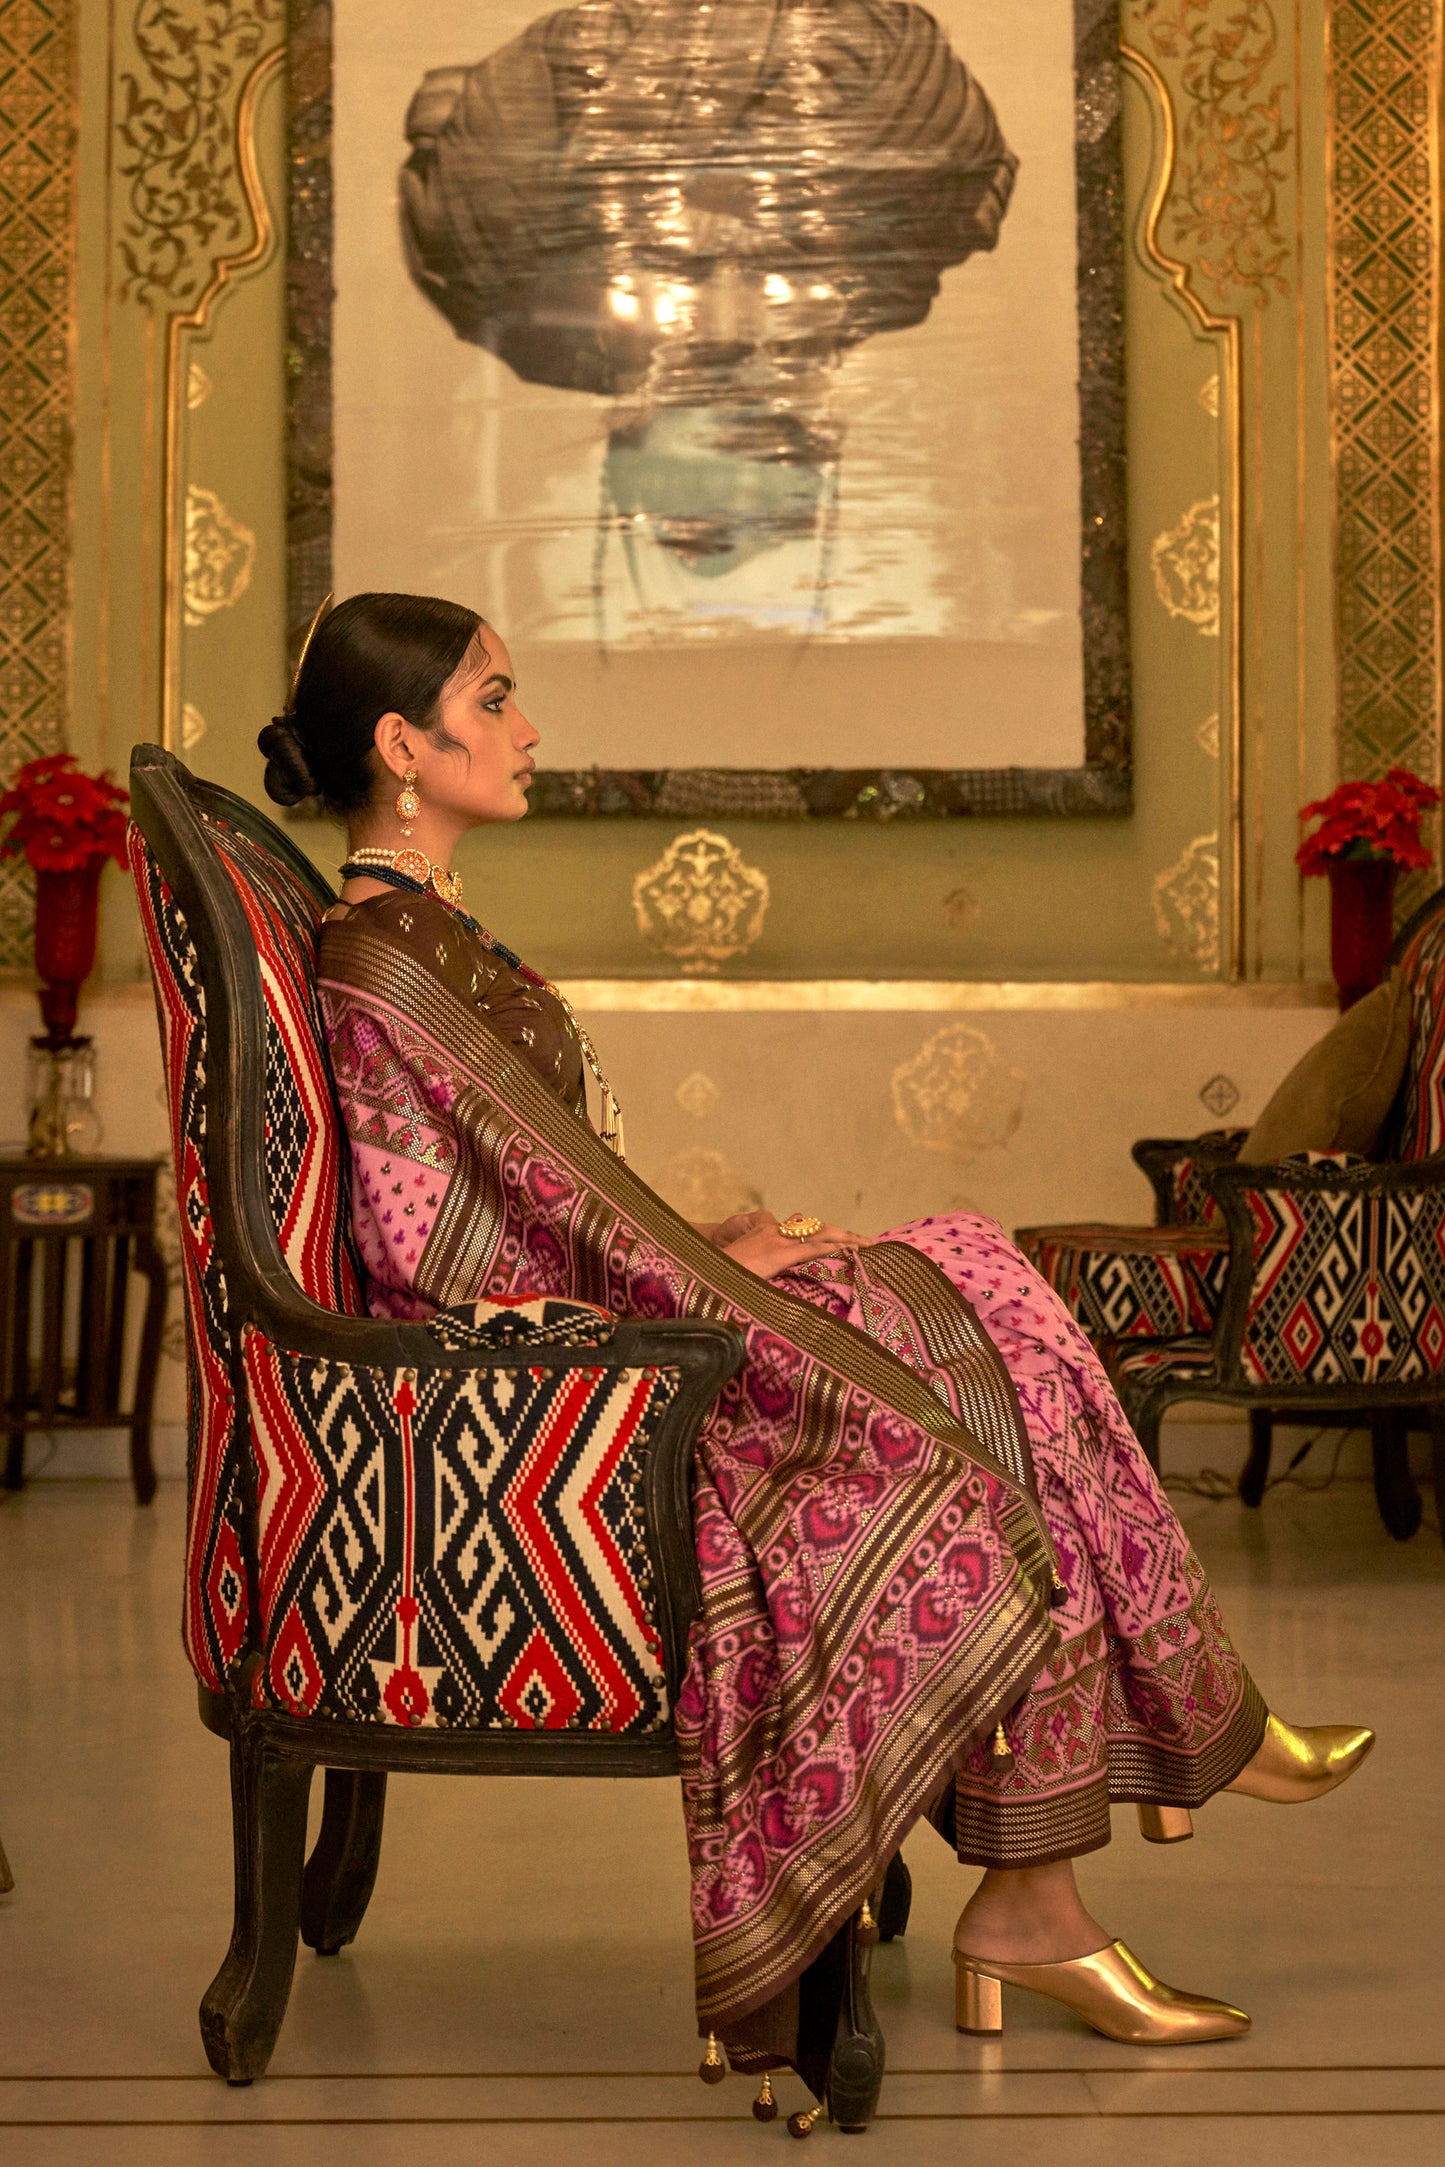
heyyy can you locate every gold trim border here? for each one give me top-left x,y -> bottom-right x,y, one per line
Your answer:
555,980 -> 1335,1014
1120,39 -> 1246,982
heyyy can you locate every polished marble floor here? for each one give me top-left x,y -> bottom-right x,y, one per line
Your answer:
1,1437 -> 1442,2165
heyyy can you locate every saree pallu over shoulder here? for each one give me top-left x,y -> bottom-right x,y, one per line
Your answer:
318,913 -> 1058,2054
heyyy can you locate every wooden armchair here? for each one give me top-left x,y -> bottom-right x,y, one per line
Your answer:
1018,889 -> 1445,1544
128,745 -> 898,2127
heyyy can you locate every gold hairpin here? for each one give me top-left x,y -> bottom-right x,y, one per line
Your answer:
287,590 -> 334,706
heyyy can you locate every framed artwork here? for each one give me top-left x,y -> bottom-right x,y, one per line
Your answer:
287,0 -> 1129,817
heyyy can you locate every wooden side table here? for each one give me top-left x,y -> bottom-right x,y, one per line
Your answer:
0,1155 -> 168,1505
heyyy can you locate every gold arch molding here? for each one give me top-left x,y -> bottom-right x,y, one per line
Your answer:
156,40 -> 285,751
1119,36 -> 1245,982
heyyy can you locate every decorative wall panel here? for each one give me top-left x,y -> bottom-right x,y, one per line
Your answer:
0,0 -> 74,966
1326,0 -> 1443,811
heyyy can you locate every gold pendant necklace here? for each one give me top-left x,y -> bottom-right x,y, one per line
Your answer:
345,845 -> 463,911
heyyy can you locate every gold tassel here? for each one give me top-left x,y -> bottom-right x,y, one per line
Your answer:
990,1720 -> 1015,1774
752,2071 -> 779,2122
787,2105 -> 823,2138
698,2032 -> 726,2085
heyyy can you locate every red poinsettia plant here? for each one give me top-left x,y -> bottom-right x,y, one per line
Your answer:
1296,766 -> 1441,877
0,753 -> 129,872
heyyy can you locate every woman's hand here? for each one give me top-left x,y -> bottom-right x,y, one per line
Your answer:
721,1217 -> 865,1281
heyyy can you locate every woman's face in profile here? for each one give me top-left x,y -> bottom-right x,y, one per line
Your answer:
415,628 -> 539,827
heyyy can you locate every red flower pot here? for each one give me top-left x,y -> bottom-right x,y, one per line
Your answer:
1326,855 -> 1398,1011
33,859 -> 103,1047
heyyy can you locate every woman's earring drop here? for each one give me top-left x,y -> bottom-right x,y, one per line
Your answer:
395,767 -> 420,836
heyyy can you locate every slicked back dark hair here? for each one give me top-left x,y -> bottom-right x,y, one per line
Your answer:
257,591 -> 483,818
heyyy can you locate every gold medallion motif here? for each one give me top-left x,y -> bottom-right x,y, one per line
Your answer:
183,484 -> 256,625
1151,832 -> 1221,971
632,830 -> 770,973
891,1024 -> 1026,1158
1150,495 -> 1221,634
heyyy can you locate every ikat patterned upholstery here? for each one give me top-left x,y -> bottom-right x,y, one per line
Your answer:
244,1330 -> 677,1730
1230,1164 -> 1445,1388
1017,1223 -> 1228,1343
129,815 -> 682,1735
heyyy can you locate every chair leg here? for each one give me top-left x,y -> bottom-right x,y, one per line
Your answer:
301,1770 -> 387,1956
200,1726 -> 313,2084
0,1831 -> 13,1893
1129,1395 -> 1164,1475
1369,1411 -> 1422,1543
1429,1406 -> 1445,1554
1238,1409 -> 1273,1507
876,1851 -> 912,1944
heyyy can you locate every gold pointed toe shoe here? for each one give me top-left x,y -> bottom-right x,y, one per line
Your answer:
1225,1715 -> 1376,1804
953,1939 -> 1250,2045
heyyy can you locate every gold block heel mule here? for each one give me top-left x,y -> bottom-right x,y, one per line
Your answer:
952,1940 -> 1250,2045
1132,1715 -> 1373,1842
1136,1803 -> 1194,1843
1226,1715 -> 1375,1803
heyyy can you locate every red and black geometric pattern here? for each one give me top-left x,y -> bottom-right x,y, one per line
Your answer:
129,827 -> 248,1691
244,1330 -> 677,1732
429,1296 -> 618,1353
1236,1173 -> 1445,1387
1018,1223 -> 1229,1344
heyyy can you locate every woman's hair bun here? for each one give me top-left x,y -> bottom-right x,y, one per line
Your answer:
257,713 -> 317,807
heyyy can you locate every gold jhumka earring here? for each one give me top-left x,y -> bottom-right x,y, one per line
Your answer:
395,767 -> 421,835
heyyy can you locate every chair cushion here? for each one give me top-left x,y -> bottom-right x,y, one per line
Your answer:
429,1296 -> 616,1352
1019,1224 -> 1228,1342
1390,906 -> 1445,1159
1239,973 -> 1410,1163
1108,1337 -> 1216,1399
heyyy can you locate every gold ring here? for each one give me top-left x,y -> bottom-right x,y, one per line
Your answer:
778,1213 -> 824,1241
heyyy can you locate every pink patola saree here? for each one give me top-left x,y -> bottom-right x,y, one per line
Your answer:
317,890 -> 1265,2070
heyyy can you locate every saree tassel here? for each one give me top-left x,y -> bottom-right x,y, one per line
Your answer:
787,2106 -> 824,2138
1050,1568 -> 1069,1608
601,1087 -> 626,1159
698,2032 -> 726,2085
752,2072 -> 779,2122
990,1720 -> 1016,1775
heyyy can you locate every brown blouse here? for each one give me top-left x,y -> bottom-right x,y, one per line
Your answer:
318,887 -> 588,1119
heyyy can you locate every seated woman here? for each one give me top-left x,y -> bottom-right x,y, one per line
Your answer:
259,592 -> 1372,2080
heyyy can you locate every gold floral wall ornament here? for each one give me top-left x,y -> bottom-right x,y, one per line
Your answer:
1152,832 -> 1221,971
183,484 -> 254,625
1197,373 -> 1219,417
1197,711 -> 1220,758
941,885 -> 982,932
180,702 -> 207,750
186,361 -> 213,410
0,0 -> 74,967
1137,0 -> 1291,299
632,830 -> 770,972
1326,0 -> 1443,802
891,1025 -> 1026,1159
116,0 -> 284,306
1151,495 -> 1220,635
662,1148 -> 761,1222
675,1071 -> 720,1120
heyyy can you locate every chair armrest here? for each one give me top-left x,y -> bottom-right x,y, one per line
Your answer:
1131,1132 -> 1247,1226
237,1312 -> 743,1723
1206,1154 -> 1445,1390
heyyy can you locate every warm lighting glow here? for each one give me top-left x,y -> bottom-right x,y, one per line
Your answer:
609,285 -> 640,320
764,273 -> 793,302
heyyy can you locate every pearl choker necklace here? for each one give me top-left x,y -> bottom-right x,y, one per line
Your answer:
345,846 -> 463,911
